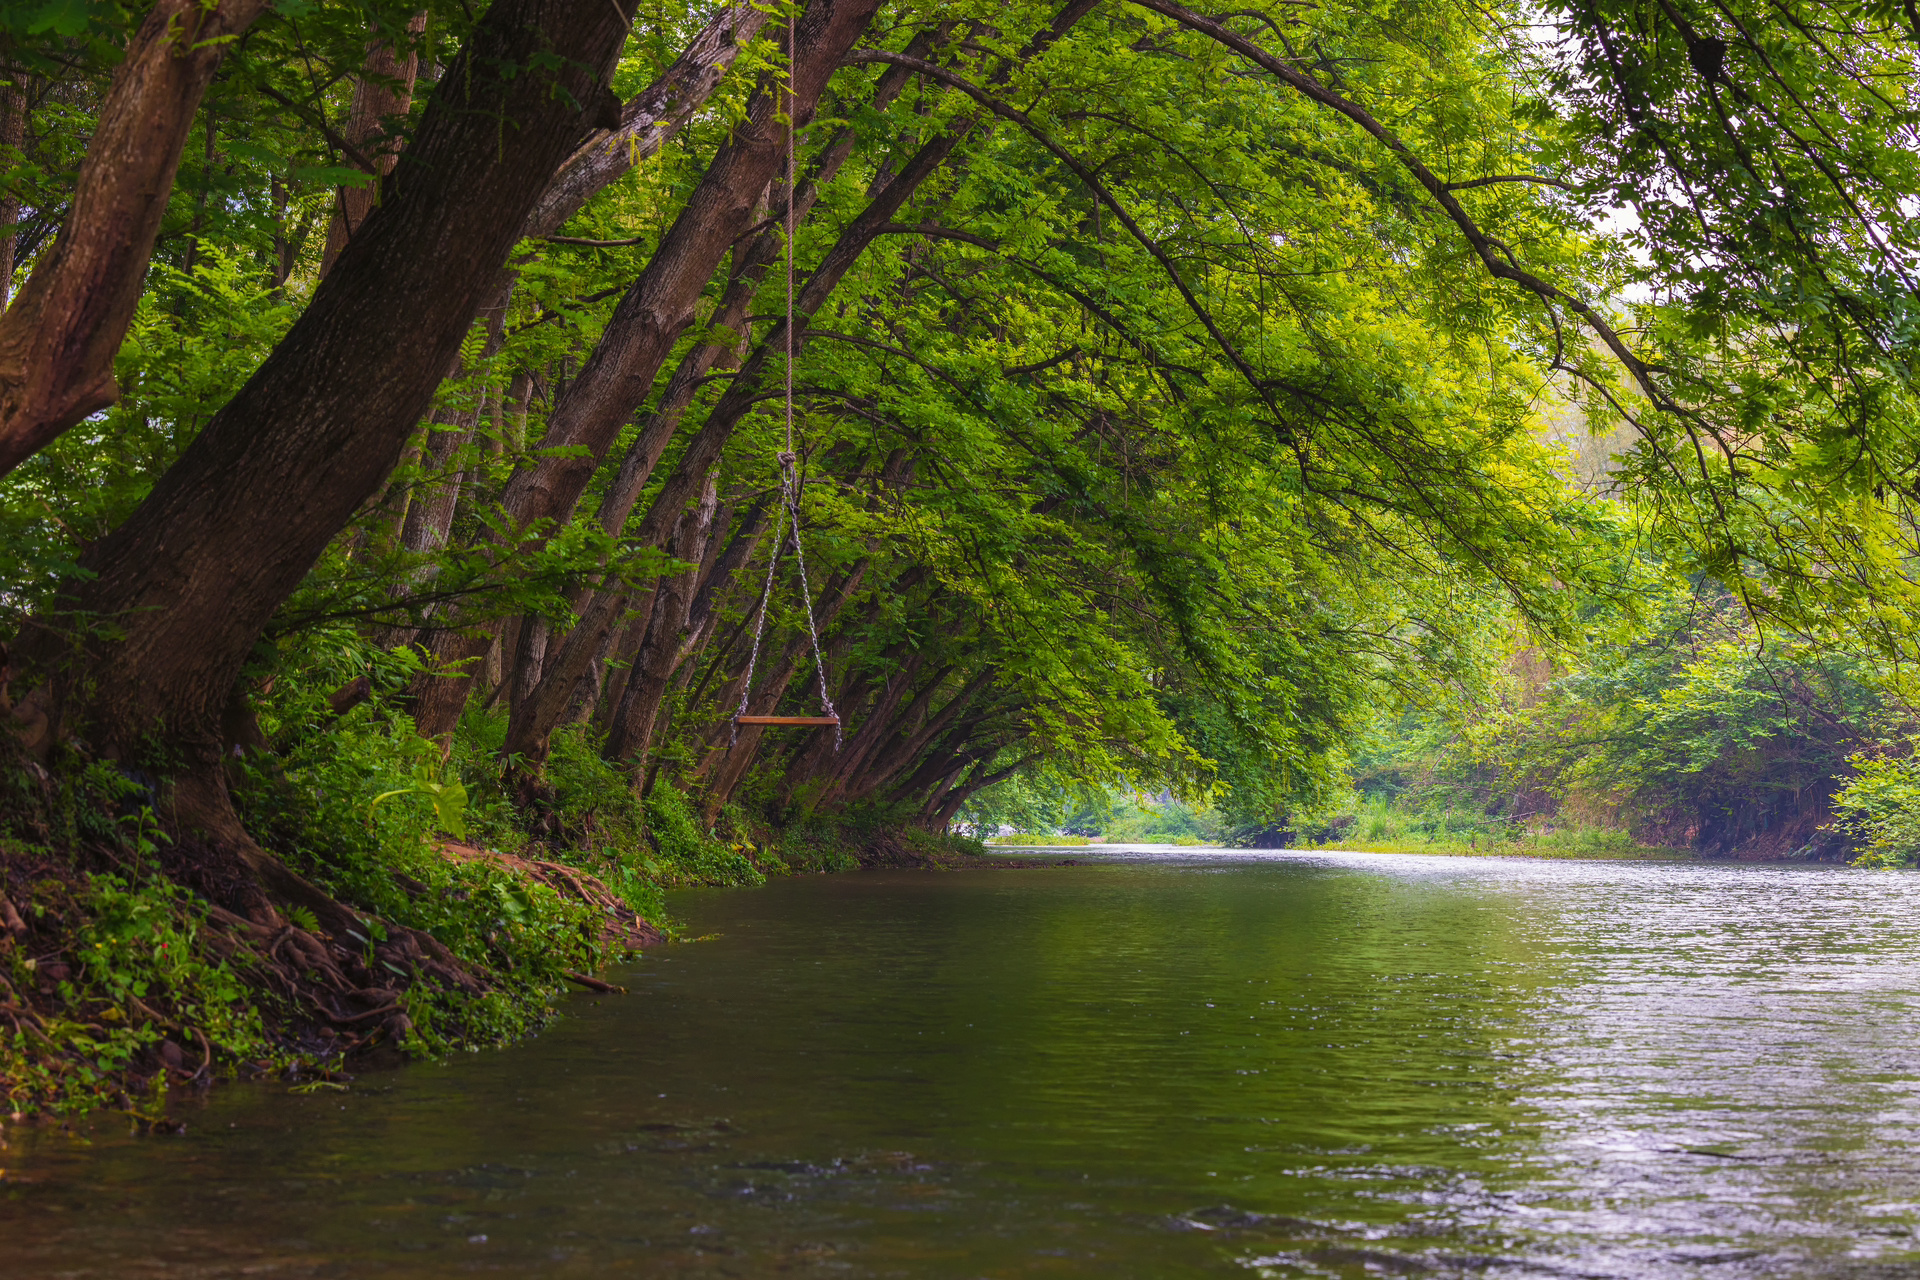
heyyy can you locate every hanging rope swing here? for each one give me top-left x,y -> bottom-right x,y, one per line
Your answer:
730,450 -> 840,737
732,25 -> 840,746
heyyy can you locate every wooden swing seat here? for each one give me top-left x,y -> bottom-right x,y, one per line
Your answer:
733,715 -> 841,727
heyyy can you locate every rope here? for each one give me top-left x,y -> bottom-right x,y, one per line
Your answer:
785,6 -> 796,460
729,9 -> 840,751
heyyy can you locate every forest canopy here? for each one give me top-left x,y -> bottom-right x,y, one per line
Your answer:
5,0 -> 1920,1108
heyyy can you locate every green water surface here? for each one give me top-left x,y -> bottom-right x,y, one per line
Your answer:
6,849 -> 1920,1277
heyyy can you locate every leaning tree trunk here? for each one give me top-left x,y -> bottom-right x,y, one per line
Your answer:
0,68 -> 27,312
600,476 -> 720,767
505,114 -> 994,757
0,0 -> 270,476
492,0 -> 884,539
17,0 -> 639,859
928,754 -> 1029,831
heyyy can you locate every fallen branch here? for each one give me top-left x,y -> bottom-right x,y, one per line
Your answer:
563,970 -> 626,993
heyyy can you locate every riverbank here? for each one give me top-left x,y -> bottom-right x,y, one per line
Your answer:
1306,835 -> 1692,860
989,835 -> 1691,860
0,736 -> 988,1122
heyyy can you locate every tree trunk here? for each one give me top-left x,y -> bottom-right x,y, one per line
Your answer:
928,755 -> 1028,831
19,0 -> 639,837
612,118 -> 986,571
0,0 -> 270,476
556,27 -> 937,542
522,2 -> 769,242
805,654 -> 936,799
0,68 -> 27,312
376,298 -> 512,650
320,13 -> 429,277
827,663 -> 996,805
412,629 -> 496,744
591,609 -> 652,734
473,0 -> 894,767
601,476 -> 720,766
597,497 -> 738,729
514,113 -> 979,751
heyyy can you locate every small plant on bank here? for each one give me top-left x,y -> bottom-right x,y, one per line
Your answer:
1829,744 -> 1920,868
0,755 -> 283,1118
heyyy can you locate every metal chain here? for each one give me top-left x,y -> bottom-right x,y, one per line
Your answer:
781,452 -> 840,750
731,497 -> 786,746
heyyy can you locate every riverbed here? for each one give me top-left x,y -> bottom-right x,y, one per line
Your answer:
5,848 -> 1920,1277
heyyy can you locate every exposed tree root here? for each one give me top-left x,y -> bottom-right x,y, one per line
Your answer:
0,752 -> 662,1119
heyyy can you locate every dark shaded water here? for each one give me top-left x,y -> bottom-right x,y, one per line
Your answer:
6,849 -> 1920,1277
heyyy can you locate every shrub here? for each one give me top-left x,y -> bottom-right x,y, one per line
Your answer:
643,783 -> 764,886
1829,746 -> 1920,867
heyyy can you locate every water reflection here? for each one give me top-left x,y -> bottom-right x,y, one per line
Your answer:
5,851 -> 1920,1277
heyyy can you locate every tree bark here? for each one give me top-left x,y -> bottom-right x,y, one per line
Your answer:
522,2 -> 769,243
0,68 -> 27,312
412,629 -> 496,745
614,117 -> 984,570
598,497 -> 737,726
514,115 -> 977,751
807,653 -> 935,798
836,667 -> 996,804
928,753 -> 1029,831
600,475 -> 719,766
459,0 -> 888,767
397,0 -> 815,727
0,0 -> 270,476
20,0 -> 639,808
553,25 -> 938,542
320,12 -> 429,277
375,297 -> 513,650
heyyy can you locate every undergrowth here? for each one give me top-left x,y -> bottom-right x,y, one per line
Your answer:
1,756 -> 284,1119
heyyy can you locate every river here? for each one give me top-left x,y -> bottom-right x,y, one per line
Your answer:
5,848 -> 1920,1277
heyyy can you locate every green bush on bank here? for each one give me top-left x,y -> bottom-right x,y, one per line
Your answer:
232,631 -> 772,1052
643,783 -> 764,886
770,818 -> 863,873
769,805 -> 983,870
0,862 -> 282,1117
238,708 -> 606,1050
1247,793 -> 1663,857
0,754 -> 284,1116
1829,745 -> 1920,868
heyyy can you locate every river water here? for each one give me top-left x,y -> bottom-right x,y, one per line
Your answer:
6,849 -> 1920,1278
